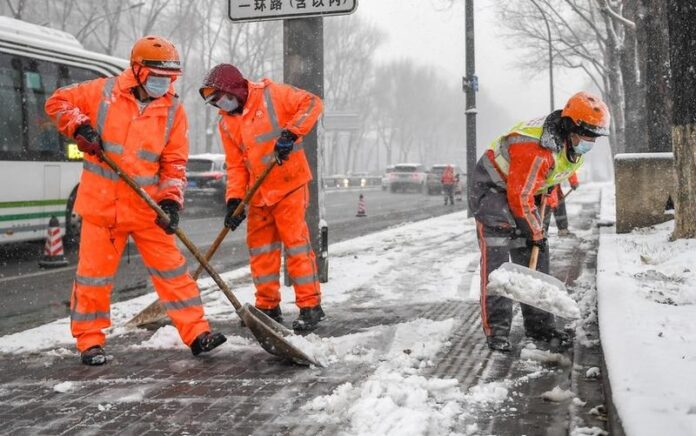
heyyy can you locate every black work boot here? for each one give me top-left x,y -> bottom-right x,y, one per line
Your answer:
526,328 -> 573,352
486,335 -> 511,352
292,305 -> 325,332
190,332 -> 227,356
81,345 -> 107,366
241,306 -> 283,327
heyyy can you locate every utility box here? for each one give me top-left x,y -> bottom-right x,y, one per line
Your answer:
614,152 -> 675,233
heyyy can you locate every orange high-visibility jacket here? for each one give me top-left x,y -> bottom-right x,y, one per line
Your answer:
483,142 -> 555,241
45,69 -> 188,228
441,166 -> 456,185
218,79 -> 323,207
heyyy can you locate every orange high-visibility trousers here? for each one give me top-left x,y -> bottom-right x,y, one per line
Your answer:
246,185 -> 321,310
70,220 -> 210,352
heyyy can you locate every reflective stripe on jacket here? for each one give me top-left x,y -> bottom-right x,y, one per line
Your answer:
219,79 -> 323,207
45,68 -> 188,227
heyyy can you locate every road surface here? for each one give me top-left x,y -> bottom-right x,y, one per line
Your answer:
0,188 -> 465,335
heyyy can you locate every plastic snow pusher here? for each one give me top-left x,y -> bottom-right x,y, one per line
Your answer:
100,152 -> 320,366
486,192 -> 580,320
126,159 -> 277,328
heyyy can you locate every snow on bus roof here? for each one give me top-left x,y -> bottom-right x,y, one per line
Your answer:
0,16 -> 82,49
0,16 -> 128,68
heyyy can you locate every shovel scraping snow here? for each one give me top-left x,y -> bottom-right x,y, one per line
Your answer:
486,191 -> 580,320
487,261 -> 580,320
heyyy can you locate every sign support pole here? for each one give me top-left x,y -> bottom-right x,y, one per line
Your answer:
283,17 -> 328,282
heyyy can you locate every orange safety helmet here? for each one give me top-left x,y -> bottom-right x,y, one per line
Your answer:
561,91 -> 610,137
130,35 -> 182,76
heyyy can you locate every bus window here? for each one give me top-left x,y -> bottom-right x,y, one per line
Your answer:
0,53 -> 23,157
66,65 -> 102,84
24,58 -> 62,158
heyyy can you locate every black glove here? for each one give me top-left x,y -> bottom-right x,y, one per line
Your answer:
274,129 -> 298,164
155,200 -> 180,234
74,124 -> 102,155
526,237 -> 548,252
224,198 -> 246,230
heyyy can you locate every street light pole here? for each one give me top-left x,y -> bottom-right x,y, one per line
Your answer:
530,0 -> 554,111
464,0 -> 477,218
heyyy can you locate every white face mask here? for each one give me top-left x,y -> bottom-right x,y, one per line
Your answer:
144,76 -> 171,98
574,139 -> 595,155
216,95 -> 239,113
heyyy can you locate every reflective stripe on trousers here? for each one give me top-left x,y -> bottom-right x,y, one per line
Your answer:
71,220 -> 210,352
246,186 -> 321,309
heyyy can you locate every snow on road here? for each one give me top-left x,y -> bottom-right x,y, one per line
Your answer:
0,211 -> 476,355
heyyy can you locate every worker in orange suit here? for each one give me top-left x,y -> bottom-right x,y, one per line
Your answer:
199,64 -> 325,332
45,36 -> 226,366
441,165 -> 457,206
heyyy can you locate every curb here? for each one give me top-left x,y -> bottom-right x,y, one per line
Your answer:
596,185 -> 626,436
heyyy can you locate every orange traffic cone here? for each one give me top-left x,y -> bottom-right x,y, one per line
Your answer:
38,216 -> 68,268
356,194 -> 367,217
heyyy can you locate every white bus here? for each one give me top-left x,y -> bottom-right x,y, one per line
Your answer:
0,16 -> 127,245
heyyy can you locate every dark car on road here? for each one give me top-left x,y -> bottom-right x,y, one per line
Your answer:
185,153 -> 227,201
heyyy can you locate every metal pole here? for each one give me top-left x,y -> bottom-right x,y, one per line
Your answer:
465,0 -> 477,218
283,18 -> 327,282
530,0 -> 554,111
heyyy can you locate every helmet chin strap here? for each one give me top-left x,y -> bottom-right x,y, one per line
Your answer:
565,138 -> 580,163
131,64 -> 152,102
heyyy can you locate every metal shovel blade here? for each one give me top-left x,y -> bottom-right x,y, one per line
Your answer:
238,304 -> 322,367
488,262 -> 580,320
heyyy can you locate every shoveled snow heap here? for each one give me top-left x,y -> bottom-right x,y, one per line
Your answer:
487,266 -> 580,319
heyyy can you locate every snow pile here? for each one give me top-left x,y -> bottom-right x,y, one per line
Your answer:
598,217 -> 696,436
571,427 -> 608,436
541,386 -> 575,402
285,333 -> 332,367
132,325 -> 188,350
520,343 -> 571,367
53,381 -> 77,393
487,266 -> 581,319
302,318 -> 499,435
466,381 -> 510,405
585,367 -> 600,378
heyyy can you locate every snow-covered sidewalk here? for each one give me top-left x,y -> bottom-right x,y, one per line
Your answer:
0,188 -> 607,435
597,186 -> 696,436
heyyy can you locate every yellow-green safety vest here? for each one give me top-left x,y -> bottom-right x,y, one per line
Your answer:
488,116 -> 584,194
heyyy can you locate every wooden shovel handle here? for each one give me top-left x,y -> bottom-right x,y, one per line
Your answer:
190,158 -> 277,279
528,194 -> 548,271
99,152 -> 245,310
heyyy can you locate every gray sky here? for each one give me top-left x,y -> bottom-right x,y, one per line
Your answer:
355,0 -> 590,133
352,0 -> 612,181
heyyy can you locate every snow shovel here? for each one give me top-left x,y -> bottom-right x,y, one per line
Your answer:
126,159 -> 277,328
99,152 -> 320,366
486,195 -> 581,320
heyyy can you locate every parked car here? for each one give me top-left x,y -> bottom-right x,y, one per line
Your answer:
426,164 -> 465,196
387,163 -> 428,193
381,165 -> 395,190
185,153 -> 226,200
